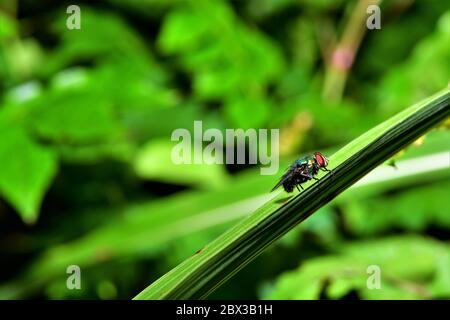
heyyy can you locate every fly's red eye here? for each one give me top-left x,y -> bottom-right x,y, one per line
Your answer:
314,152 -> 328,167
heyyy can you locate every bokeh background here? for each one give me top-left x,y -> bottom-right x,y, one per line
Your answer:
0,0 -> 449,299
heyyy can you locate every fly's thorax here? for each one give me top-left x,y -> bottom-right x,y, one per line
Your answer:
295,159 -> 307,167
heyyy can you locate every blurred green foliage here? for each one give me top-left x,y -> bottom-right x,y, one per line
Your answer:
0,0 -> 448,299
264,236 -> 449,299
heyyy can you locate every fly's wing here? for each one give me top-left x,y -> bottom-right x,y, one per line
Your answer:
270,167 -> 294,192
271,163 -> 309,192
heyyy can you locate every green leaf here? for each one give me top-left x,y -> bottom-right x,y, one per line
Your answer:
378,11 -> 450,115
133,88 -> 449,299
0,127 -> 58,224
134,139 -> 230,189
157,2 -> 284,100
0,12 -> 17,40
342,180 -> 450,235
30,89 -> 119,143
157,8 -> 209,53
265,235 -> 449,299
42,8 -> 158,76
224,94 -> 271,129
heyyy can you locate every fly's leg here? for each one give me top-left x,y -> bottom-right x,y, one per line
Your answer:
321,167 -> 333,180
299,172 -> 313,179
302,173 -> 320,182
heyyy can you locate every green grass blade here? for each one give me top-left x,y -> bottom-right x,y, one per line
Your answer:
134,88 -> 449,300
